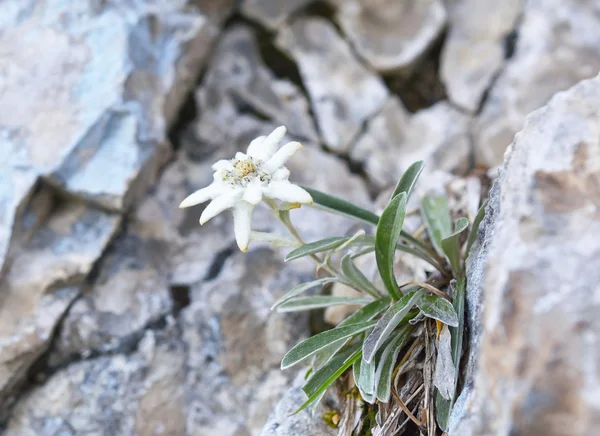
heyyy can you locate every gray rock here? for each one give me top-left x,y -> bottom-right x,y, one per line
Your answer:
441,0 -> 522,112
336,0 -> 447,73
0,0 -> 216,272
473,0 -> 600,167
0,200 -> 120,416
260,373 -> 338,436
241,0 -> 314,29
351,97 -> 471,189
449,74 -> 600,435
276,17 -> 388,152
197,0 -> 238,25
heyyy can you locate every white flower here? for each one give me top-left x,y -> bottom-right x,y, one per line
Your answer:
179,126 -> 313,252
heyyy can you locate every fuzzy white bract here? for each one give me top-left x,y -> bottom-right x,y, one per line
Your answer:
179,126 -> 312,251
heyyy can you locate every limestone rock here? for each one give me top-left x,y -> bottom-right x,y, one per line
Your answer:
351,97 -> 471,189
473,0 -> 600,167
336,0 -> 447,73
276,17 -> 388,152
441,0 -> 522,112
450,74 -> 600,435
0,200 -> 120,417
241,0 -> 314,29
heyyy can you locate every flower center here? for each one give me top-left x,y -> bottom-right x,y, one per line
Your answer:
222,157 -> 270,186
233,159 -> 256,178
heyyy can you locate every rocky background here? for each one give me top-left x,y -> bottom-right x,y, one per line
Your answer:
0,1 -> 599,435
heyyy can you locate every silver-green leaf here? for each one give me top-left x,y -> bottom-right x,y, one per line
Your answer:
391,161 -> 425,200
276,296 -> 371,313
341,254 -> 382,298
375,324 -> 413,402
271,278 -> 339,310
285,237 -> 348,261
441,217 -> 469,276
416,295 -> 459,327
465,200 -> 488,259
421,196 -> 452,256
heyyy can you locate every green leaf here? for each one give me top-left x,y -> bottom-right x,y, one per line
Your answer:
301,186 -> 380,225
303,344 -> 361,397
276,296 -> 371,313
281,321 -> 376,369
293,349 -> 362,414
416,295 -> 459,327
362,290 -> 423,363
436,392 -> 452,431
391,161 -> 425,200
375,324 -> 413,402
375,192 -> 408,300
312,299 -> 390,369
285,237 -> 348,261
465,200 -> 488,259
441,217 -> 469,276
341,254 -> 382,298
271,278 -> 339,310
353,355 -> 376,404
421,196 -> 452,256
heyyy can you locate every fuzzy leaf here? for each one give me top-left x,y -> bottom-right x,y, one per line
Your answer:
341,254 -> 382,298
441,217 -> 469,275
375,324 -> 413,402
303,344 -> 361,397
277,296 -> 371,313
271,278 -> 339,310
362,289 -> 423,363
375,192 -> 408,300
421,196 -> 452,256
433,325 -> 456,400
301,186 -> 380,225
391,161 -> 425,200
465,200 -> 488,259
436,393 -> 452,431
416,295 -> 459,327
285,237 -> 348,261
281,321 -> 376,369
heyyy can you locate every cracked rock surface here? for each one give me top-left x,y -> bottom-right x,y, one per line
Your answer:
2,0 -> 600,434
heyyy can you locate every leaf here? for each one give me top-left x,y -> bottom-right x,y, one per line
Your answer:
250,231 -> 297,247
285,237 -> 348,261
362,289 -> 423,363
359,351 -> 376,396
271,278 -> 339,310
375,324 -> 413,402
433,324 -> 456,400
435,392 -> 452,432
341,254 -> 382,298
391,161 -> 425,200
441,217 -> 469,276
301,186 -> 380,226
375,192 -> 408,300
281,321 -> 376,369
465,200 -> 488,259
353,356 -> 375,404
421,196 -> 452,256
312,299 -> 390,369
303,344 -> 361,397
416,295 -> 459,327
293,349 -> 362,414
276,296 -> 371,313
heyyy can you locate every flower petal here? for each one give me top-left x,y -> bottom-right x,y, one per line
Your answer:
179,184 -> 219,208
271,167 -> 290,181
233,201 -> 254,252
246,135 -> 266,158
265,181 -> 312,204
212,159 -> 233,171
235,152 -> 248,160
264,141 -> 302,173
243,182 -> 264,205
199,192 -> 239,224
249,126 -> 286,161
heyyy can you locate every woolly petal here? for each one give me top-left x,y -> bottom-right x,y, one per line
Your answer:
264,141 -> 302,173
199,192 -> 239,224
212,159 -> 233,171
246,135 -> 266,158
233,201 -> 254,252
265,181 -> 312,204
179,184 -> 219,208
271,167 -> 290,181
243,182 -> 263,205
235,152 -> 248,160
249,126 -> 286,161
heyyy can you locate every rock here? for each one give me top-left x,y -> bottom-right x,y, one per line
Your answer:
194,24 -> 318,148
5,330 -> 187,436
0,199 -> 120,417
276,17 -> 388,152
0,0 -> 216,271
441,0 -> 522,112
351,97 -> 471,189
449,74 -> 600,435
260,373 -> 339,436
473,0 -> 600,167
241,0 -> 314,29
335,0 -> 447,73
197,0 -> 238,25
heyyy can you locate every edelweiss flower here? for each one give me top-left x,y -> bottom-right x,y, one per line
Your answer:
179,126 -> 313,251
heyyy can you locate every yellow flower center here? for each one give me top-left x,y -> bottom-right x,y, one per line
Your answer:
233,159 -> 256,178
